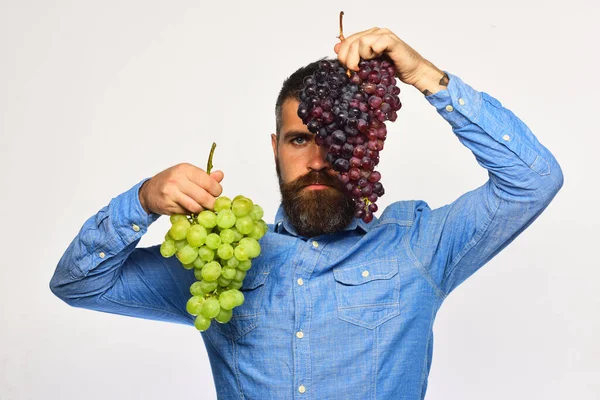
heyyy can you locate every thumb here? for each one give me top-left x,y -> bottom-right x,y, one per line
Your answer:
210,170 -> 224,183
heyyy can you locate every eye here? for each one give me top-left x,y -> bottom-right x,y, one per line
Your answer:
292,137 -> 308,145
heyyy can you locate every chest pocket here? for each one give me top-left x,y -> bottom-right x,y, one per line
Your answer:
333,258 -> 400,329
212,264 -> 271,341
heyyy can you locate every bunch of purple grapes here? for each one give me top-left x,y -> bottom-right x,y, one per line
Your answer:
297,57 -> 402,222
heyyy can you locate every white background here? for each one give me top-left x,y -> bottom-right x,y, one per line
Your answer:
1,0 -> 598,399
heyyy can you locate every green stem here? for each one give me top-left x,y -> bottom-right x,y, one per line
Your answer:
206,142 -> 217,174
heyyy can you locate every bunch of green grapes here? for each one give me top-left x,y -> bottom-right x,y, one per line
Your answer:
159,195 -> 267,331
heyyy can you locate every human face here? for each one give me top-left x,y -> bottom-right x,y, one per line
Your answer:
271,98 -> 355,237
272,99 -> 332,187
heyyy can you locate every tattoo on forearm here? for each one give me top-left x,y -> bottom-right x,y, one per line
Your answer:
421,72 -> 450,96
439,72 -> 449,87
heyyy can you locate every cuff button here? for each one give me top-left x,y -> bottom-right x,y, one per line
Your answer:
445,105 -> 454,112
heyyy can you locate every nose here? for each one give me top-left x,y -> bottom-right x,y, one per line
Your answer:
307,141 -> 330,172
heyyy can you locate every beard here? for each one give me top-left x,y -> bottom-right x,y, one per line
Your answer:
276,160 -> 355,238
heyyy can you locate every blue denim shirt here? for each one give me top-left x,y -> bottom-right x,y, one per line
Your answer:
50,72 -> 564,400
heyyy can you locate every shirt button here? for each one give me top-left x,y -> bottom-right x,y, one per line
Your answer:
445,105 -> 454,112
502,134 -> 511,141
132,224 -> 140,232
458,98 -> 465,105
298,385 -> 306,394
296,331 -> 304,339
361,270 -> 369,278
99,252 -> 106,258
311,241 -> 319,248
297,278 -> 304,286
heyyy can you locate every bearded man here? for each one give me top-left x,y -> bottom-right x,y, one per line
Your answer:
50,27 -> 564,399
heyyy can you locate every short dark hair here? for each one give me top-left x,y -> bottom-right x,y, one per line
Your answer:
275,57 -> 333,137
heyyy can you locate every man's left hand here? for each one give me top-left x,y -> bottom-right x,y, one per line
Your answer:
334,27 -> 436,88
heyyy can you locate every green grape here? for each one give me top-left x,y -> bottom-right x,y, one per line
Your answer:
220,228 -> 235,244
239,237 -> 261,259
234,245 -> 249,261
221,267 -> 237,280
175,240 -> 187,251
177,244 -> 198,265
201,297 -> 221,318
232,197 -> 253,217
216,209 -> 236,229
197,210 -> 217,229
201,261 -> 222,281
169,219 -> 190,240
248,222 -> 266,240
205,233 -> 222,250
231,289 -> 245,306
249,204 -> 264,221
235,215 -> 254,235
194,268 -> 203,280
215,308 -> 233,324
193,257 -> 206,269
164,232 -> 173,241
226,257 -> 240,268
187,224 -> 208,247
186,295 -> 205,316
219,290 -> 238,310
214,196 -> 232,212
170,214 -> 187,224
199,279 -> 218,293
237,259 -> 252,271
182,263 -> 195,270
232,195 -> 246,202
217,243 -> 234,260
190,281 -> 204,296
160,239 -> 176,257
234,269 -> 247,281
259,220 -> 269,234
194,315 -> 211,331
218,276 -> 231,287
228,280 -> 243,290
198,246 -> 215,262
230,227 -> 244,242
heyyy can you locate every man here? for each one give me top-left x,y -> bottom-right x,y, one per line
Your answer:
50,28 -> 564,399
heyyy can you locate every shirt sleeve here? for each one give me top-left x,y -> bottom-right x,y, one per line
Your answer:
49,179 -> 196,325
407,72 -> 564,296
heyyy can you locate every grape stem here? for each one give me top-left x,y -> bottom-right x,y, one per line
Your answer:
336,11 -> 351,77
206,142 -> 217,174
337,11 -> 345,41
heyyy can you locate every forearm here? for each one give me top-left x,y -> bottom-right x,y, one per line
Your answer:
424,72 -> 564,197
49,180 -> 194,325
412,60 -> 449,96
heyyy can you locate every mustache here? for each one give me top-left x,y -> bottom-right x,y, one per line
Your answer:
285,170 -> 345,191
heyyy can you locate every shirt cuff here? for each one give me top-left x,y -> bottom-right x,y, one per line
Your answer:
110,178 -> 161,245
424,71 -> 483,129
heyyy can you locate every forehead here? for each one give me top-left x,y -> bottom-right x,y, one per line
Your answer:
280,98 -> 310,137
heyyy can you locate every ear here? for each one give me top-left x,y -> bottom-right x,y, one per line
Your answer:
271,133 -> 278,159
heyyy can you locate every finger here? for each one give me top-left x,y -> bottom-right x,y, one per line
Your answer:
175,191 -> 206,214
210,170 -> 224,183
370,34 -> 396,57
345,40 -> 362,71
337,27 -> 379,67
333,42 -> 341,54
185,167 -> 223,197
180,180 -> 215,211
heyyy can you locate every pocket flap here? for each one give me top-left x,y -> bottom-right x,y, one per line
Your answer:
333,259 -> 398,285
241,265 -> 270,290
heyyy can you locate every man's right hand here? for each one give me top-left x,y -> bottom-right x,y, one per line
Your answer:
138,163 -> 224,216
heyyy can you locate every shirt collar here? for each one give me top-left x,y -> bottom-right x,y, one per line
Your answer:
273,203 -> 373,238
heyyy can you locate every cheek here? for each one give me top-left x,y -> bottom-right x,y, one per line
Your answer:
277,148 -> 307,183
